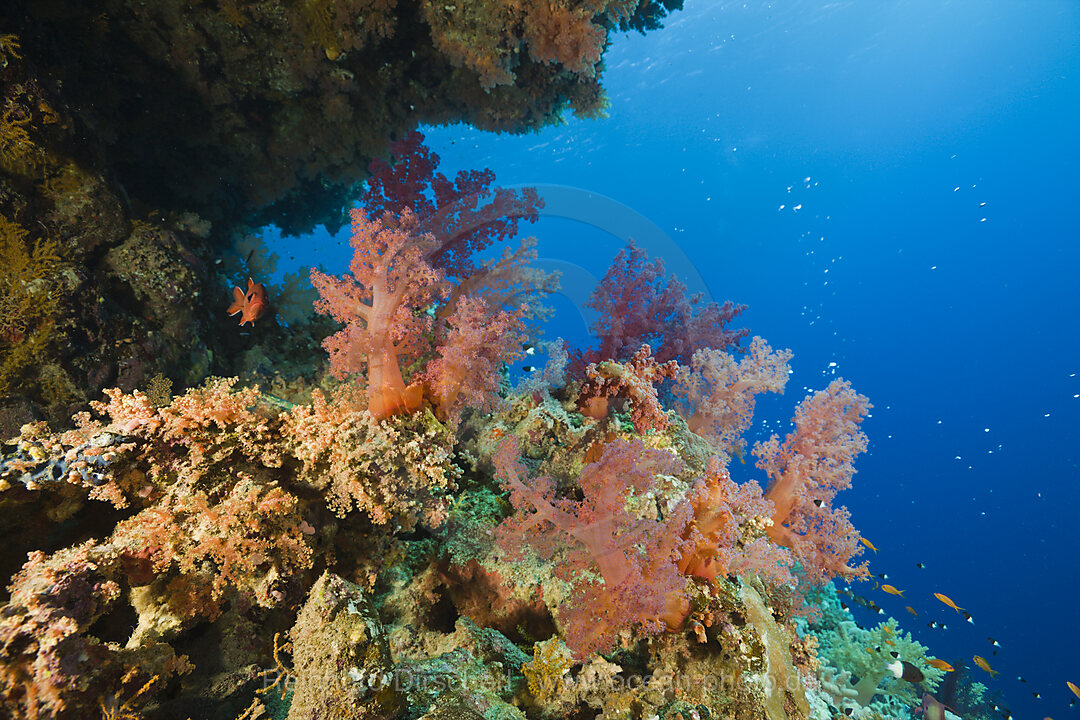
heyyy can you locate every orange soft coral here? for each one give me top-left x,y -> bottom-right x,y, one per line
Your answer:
310,207 -> 446,419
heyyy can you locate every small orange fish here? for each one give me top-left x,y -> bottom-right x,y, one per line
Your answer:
227,278 -> 269,326
860,537 -> 879,553
973,655 -> 999,677
927,658 -> 954,672
905,606 -> 919,617
934,593 -> 963,613
882,584 -> 905,598
1068,680 -> 1080,699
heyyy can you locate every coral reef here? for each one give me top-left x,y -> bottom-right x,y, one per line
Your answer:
0,83 -> 967,717
0,311 -> 947,720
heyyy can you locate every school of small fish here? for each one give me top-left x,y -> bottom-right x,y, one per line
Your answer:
838,538 -> 1079,719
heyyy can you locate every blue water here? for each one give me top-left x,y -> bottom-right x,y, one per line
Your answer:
270,2 -> 1080,716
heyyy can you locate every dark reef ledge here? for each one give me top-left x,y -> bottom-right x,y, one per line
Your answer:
0,0 -> 682,432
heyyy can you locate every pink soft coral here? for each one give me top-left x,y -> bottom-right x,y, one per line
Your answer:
310,207 -> 532,422
310,207 -> 445,419
577,344 -> 679,431
673,337 -> 793,458
665,457 -> 793,630
425,295 -> 527,421
752,379 -> 872,584
676,457 -> 792,584
493,437 -> 693,656
313,134 -> 553,421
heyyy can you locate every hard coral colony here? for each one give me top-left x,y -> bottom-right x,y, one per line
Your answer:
1,133 -> 949,720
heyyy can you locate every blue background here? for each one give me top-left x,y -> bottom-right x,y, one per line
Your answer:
270,2 -> 1080,716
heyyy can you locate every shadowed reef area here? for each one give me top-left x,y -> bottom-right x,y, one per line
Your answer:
0,0 -> 680,429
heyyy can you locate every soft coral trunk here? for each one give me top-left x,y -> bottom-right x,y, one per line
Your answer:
310,207 -> 445,419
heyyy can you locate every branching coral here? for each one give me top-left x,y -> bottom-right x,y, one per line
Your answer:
493,436 -> 693,656
311,134 -> 557,421
578,344 -> 679,431
577,239 -> 747,368
674,336 -> 793,459
311,207 -> 450,418
754,379 -> 872,584
310,207 -> 532,422
360,130 -> 544,280
522,636 -> 575,702
814,616 -> 946,709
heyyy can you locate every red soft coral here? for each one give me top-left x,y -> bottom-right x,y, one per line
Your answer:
360,130 -> 543,279
752,379 -> 872,584
310,206 -> 536,422
578,240 -> 748,368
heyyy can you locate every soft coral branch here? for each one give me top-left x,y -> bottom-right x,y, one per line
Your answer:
493,437 -> 692,656
313,134 -> 552,422
360,130 -> 543,279
425,295 -> 527,423
310,207 -> 446,419
578,344 -> 679,431
753,379 -> 872,584
673,337 -> 793,458
579,240 -> 747,367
